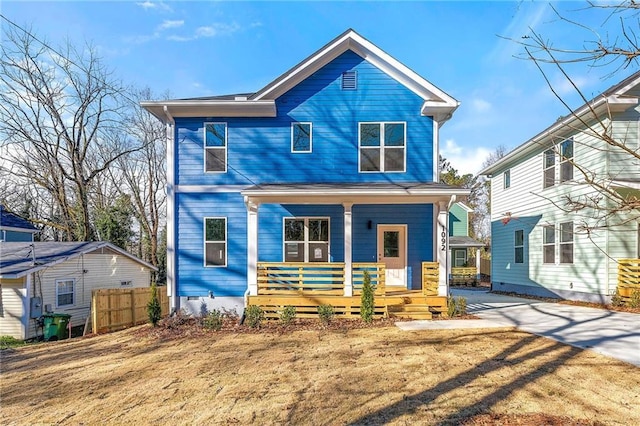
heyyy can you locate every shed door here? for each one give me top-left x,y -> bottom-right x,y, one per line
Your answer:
377,225 -> 407,287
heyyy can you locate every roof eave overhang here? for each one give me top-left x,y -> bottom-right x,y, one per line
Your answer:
480,94 -> 640,176
140,100 -> 277,122
0,226 -> 37,233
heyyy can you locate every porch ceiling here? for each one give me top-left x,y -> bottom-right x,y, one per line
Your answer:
241,183 -> 469,205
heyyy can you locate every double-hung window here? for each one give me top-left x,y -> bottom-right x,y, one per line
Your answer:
359,122 -> 406,172
559,221 -> 574,264
204,217 -> 227,267
559,138 -> 574,182
542,225 -> 555,264
284,218 -> 329,262
291,122 -> 312,153
204,122 -> 227,172
56,279 -> 75,307
514,230 -> 524,264
543,149 -> 555,188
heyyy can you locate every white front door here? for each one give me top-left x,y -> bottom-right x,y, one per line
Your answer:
377,225 -> 407,287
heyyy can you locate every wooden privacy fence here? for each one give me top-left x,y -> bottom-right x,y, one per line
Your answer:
92,287 -> 169,334
468,256 -> 491,277
421,262 -> 439,296
618,258 -> 640,298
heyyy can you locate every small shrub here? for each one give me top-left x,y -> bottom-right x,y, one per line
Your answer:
245,305 -> 264,328
611,290 -> 624,307
629,289 -> 640,309
0,335 -> 26,349
147,283 -> 162,326
360,270 -> 375,323
203,309 -> 224,331
456,296 -> 467,316
447,296 -> 467,317
279,305 -> 296,325
317,304 -> 335,325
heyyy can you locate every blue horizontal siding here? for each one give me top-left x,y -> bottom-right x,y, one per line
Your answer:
176,192 -> 247,297
175,50 -> 434,186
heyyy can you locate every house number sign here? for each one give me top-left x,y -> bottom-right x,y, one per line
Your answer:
440,231 -> 446,251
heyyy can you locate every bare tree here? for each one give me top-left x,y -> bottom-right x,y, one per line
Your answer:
0,23 -> 142,241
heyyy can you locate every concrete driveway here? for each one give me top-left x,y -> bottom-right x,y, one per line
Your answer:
397,288 -> 640,367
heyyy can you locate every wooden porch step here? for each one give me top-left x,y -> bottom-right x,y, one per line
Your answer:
387,304 -> 433,320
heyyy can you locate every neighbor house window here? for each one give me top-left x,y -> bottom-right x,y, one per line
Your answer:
542,225 -> 555,264
504,169 -> 511,189
359,122 -> 406,172
454,249 -> 467,267
56,279 -> 75,307
291,122 -> 312,153
559,221 -> 574,264
120,281 -> 132,286
204,217 -> 227,267
559,138 -> 574,183
204,122 -> 227,173
543,149 -> 555,188
342,71 -> 357,90
284,217 -> 329,262
514,230 -> 524,264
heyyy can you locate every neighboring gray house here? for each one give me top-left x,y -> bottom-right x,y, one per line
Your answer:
480,71 -> 640,303
0,242 -> 157,340
0,205 -> 37,242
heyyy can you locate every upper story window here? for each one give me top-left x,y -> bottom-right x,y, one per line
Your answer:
284,217 -> 329,262
359,122 -> 406,173
543,149 -> 555,188
204,122 -> 227,173
204,217 -> 227,267
291,122 -> 312,153
559,138 -> 574,183
342,71 -> 357,90
56,279 -> 75,307
514,229 -> 524,264
504,169 -> 511,189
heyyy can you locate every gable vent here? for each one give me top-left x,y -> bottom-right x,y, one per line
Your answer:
342,71 -> 357,90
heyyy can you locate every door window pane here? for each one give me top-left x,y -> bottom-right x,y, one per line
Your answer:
384,231 -> 399,257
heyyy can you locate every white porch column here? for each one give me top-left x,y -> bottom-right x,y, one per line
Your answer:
343,203 -> 353,297
476,248 -> 481,279
436,200 -> 449,296
245,198 -> 259,296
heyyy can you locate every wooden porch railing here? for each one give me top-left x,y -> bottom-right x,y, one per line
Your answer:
257,262 -> 345,295
618,258 -> 640,298
421,262 -> 439,296
352,263 -> 386,296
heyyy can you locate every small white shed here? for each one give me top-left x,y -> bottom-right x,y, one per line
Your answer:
0,241 -> 157,340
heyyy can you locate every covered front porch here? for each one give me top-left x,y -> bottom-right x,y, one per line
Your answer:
242,183 -> 469,319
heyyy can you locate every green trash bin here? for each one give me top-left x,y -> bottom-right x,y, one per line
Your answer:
42,313 -> 72,341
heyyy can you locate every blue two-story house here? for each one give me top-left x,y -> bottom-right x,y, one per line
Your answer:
142,29 -> 467,316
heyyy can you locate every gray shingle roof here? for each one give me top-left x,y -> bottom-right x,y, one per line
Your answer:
0,205 -> 37,232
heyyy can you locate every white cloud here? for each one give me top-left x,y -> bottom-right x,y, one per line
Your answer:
471,98 -> 492,113
440,139 -> 492,176
158,20 -> 184,31
136,1 -> 172,12
167,22 -> 241,42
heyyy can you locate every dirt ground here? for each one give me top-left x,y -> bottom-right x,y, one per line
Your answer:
1,319 -> 639,425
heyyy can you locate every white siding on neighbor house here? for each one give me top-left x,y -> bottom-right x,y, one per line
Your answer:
0,278 -> 27,339
25,252 -> 152,339
490,121 -> 631,299
607,107 -> 640,181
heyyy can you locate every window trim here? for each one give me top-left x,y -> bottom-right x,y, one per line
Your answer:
514,229 -> 524,264
559,138 -> 574,183
358,121 -> 407,173
55,279 -> 75,308
203,122 -> 228,174
543,148 -> 556,189
291,122 -> 313,153
203,217 -> 227,268
542,224 -> 556,264
504,169 -> 511,189
282,217 -> 331,263
453,249 -> 467,267
559,221 -> 574,264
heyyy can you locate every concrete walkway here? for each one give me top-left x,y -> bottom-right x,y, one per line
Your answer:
396,288 -> 640,367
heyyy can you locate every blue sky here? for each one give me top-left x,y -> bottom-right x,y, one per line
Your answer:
2,1 -> 634,174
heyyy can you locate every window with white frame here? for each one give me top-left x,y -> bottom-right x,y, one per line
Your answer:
514,230 -> 524,264
204,122 -> 227,172
543,149 -> 555,188
359,122 -> 406,172
204,217 -> 227,267
284,217 -> 329,262
453,249 -> 467,267
559,138 -> 574,183
542,225 -> 555,264
291,122 -> 312,153
559,221 -> 574,264
504,169 -> 511,189
56,279 -> 75,307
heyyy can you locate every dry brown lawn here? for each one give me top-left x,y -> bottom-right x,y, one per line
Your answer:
1,320 -> 639,425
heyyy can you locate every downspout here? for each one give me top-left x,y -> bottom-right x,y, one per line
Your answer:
163,105 -> 178,314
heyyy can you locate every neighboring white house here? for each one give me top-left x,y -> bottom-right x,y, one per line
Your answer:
0,242 -> 157,340
480,71 -> 640,303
